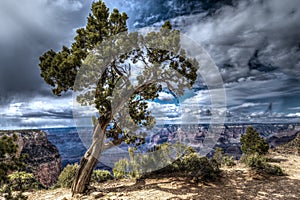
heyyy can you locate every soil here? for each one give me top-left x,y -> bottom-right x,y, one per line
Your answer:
24,152 -> 300,200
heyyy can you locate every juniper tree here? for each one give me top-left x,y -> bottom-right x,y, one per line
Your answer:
240,126 -> 269,155
39,0 -> 198,194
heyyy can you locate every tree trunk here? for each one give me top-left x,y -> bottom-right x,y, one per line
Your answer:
71,123 -> 107,195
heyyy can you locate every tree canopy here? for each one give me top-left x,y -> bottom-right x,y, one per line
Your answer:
38,0 -> 199,194
39,1 -> 128,95
240,126 -> 269,155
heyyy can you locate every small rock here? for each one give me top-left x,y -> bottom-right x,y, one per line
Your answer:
91,192 -> 104,199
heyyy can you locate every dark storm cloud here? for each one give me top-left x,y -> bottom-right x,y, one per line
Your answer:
104,0 -> 236,29
185,0 -> 300,81
0,0 -> 92,104
21,109 -> 73,119
170,0 -> 300,118
0,95 -> 74,129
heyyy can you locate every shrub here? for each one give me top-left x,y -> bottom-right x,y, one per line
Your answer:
240,126 -> 269,155
213,148 -> 236,167
223,155 -> 236,167
264,165 -> 284,176
91,170 -> 113,183
0,134 -> 30,200
212,148 -> 223,167
6,171 -> 40,191
57,163 -> 79,188
241,153 -> 284,176
0,134 -> 23,186
112,143 -> 220,181
57,164 -> 113,188
244,153 -> 267,169
113,159 -> 131,179
180,153 -> 219,181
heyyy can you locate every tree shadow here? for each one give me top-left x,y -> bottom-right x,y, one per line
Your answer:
90,171 -> 300,199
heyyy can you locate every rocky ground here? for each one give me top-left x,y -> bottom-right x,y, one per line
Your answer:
24,151 -> 300,200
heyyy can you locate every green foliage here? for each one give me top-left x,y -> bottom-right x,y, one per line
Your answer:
223,156 -> 236,167
0,134 -> 35,200
39,1 -> 128,95
6,172 -> 39,191
212,147 -> 223,167
58,164 -> 113,187
0,134 -> 30,200
240,126 -> 269,155
113,159 -> 131,179
39,0 -> 199,192
180,153 -> 219,181
241,153 -> 284,176
0,134 -> 18,186
113,143 -> 220,181
243,153 -> 267,168
298,141 -> 300,155
39,1 -> 198,150
3,192 -> 28,200
213,147 -> 236,167
91,170 -> 113,183
57,163 -> 79,188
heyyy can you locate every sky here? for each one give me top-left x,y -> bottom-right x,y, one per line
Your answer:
0,0 -> 300,129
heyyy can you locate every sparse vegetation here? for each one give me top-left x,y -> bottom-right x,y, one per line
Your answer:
213,147 -> 236,167
239,127 -> 284,176
241,153 -> 284,176
113,143 -> 220,182
6,172 -> 40,191
0,134 -> 33,200
57,163 -> 79,188
91,170 -> 113,183
274,132 -> 300,155
57,163 -> 113,188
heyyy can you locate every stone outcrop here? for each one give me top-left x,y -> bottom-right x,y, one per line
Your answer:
0,130 -> 62,187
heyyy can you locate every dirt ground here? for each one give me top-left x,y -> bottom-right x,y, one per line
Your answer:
25,152 -> 300,200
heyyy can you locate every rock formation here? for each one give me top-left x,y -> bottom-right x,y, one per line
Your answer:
0,130 -> 62,187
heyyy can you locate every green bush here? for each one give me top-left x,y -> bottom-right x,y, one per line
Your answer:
212,148 -> 223,167
223,155 -> 236,167
112,143 -> 220,181
0,134 -> 31,200
240,126 -> 269,155
113,158 -> 132,179
213,148 -> 236,167
241,153 -> 284,176
57,163 -> 79,188
243,153 -> 267,169
0,134 -> 25,187
58,164 -> 113,188
180,153 -> 219,181
91,170 -> 113,183
7,172 -> 38,191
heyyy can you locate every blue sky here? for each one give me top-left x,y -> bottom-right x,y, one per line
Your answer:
1,0 -> 300,129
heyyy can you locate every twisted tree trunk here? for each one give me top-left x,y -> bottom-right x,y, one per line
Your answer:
71,123 -> 107,195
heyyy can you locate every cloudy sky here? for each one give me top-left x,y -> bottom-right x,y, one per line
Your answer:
1,0 -> 300,129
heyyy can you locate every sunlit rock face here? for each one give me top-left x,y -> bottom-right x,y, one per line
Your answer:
0,130 -> 62,187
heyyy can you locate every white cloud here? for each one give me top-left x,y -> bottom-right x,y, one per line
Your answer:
0,96 -> 74,129
157,92 -> 174,101
286,113 -> 300,117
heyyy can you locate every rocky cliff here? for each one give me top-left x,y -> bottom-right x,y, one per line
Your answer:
0,130 -> 62,187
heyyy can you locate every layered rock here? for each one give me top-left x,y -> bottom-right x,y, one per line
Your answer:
0,130 -> 62,187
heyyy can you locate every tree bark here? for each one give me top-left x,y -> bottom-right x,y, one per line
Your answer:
71,123 -> 107,195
